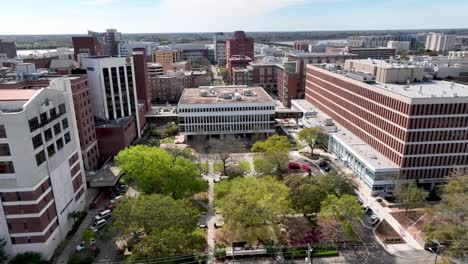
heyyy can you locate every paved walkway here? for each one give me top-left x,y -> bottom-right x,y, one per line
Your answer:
297,151 -> 434,261
206,160 -> 215,264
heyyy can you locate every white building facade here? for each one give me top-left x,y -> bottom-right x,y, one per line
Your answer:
387,41 -> 410,53
178,86 -> 275,136
0,83 -> 86,260
425,33 -> 456,52
82,56 -> 141,136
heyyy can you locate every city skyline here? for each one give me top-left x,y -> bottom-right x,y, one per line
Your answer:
2,0 -> 468,35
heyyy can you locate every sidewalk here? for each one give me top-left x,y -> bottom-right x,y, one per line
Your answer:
296,151 -> 433,261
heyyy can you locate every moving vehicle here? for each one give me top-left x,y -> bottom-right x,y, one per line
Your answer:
94,209 -> 112,222
91,219 -> 107,232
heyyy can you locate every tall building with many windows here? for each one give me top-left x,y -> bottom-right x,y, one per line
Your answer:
305,64 -> 468,195
425,33 -> 456,52
82,56 -> 141,137
0,83 -> 86,259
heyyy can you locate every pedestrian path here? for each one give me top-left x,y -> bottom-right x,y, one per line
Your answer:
206,161 -> 215,264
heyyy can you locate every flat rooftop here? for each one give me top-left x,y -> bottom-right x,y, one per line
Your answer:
288,52 -> 357,58
373,80 -> 468,98
347,59 -> 423,69
293,99 -> 398,171
179,86 -> 274,105
0,89 -> 39,101
313,65 -> 468,99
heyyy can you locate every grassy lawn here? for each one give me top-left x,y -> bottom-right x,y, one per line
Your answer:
238,161 -> 251,172
160,136 -> 175,144
213,162 -> 224,173
199,162 -> 209,174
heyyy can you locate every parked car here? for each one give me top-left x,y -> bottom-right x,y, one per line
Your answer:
90,219 -> 107,232
199,212 -> 208,228
214,215 -> 224,228
106,204 -> 117,211
318,159 -> 329,168
302,164 -> 312,173
288,161 -> 301,170
370,215 -> 380,226
322,164 -> 332,172
362,204 -> 371,213
75,241 -> 85,252
94,209 -> 112,222
110,195 -> 123,204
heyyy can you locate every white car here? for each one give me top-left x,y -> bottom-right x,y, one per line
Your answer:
75,241 -> 85,252
94,209 -> 112,222
110,195 -> 123,204
370,215 -> 380,226
90,219 -> 107,232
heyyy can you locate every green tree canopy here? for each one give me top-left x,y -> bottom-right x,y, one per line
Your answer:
284,175 -> 327,215
112,194 -> 205,260
317,170 -> 357,197
394,182 -> 428,215
297,127 -> 328,154
251,135 -> 291,178
424,173 -> 468,259
319,194 -> 363,242
215,177 -> 292,244
115,145 -> 206,198
8,252 -> 44,264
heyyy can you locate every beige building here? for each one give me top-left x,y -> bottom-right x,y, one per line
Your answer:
152,49 -> 181,64
344,59 -> 424,83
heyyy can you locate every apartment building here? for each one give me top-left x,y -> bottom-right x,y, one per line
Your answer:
178,86 -> 275,136
247,62 -> 279,94
152,49 -> 181,64
227,55 -> 252,83
0,83 -> 86,259
305,64 -> 468,195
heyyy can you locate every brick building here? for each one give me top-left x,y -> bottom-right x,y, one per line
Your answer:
305,64 -> 468,195
226,31 -> 254,83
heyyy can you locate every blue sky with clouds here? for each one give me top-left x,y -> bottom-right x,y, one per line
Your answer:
2,0 -> 467,34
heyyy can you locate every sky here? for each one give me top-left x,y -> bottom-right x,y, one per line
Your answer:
2,0 -> 468,34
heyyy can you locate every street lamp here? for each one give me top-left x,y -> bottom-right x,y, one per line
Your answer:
428,240 -> 442,264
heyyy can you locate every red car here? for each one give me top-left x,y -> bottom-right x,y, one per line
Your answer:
288,161 -> 301,170
106,204 -> 117,211
302,164 -> 312,173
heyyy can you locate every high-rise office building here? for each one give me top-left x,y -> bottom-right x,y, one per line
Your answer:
82,57 -> 141,137
226,31 -> 254,61
213,33 -> 227,65
305,64 -> 468,196
0,82 -> 86,259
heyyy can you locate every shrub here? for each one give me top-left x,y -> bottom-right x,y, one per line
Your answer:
9,252 -> 44,264
226,165 -> 245,177
66,211 -> 88,239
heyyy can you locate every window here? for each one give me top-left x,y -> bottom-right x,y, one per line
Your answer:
0,144 -> 10,156
47,144 -> 55,158
40,112 -> 48,125
56,138 -> 64,150
58,103 -> 66,115
62,118 -> 69,129
50,108 -> 57,119
32,134 -> 43,149
28,117 -> 40,132
53,123 -> 61,135
64,132 -> 71,144
44,128 -> 53,141
0,125 -> 6,138
0,161 -> 15,174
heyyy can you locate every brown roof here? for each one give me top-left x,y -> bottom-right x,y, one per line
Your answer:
179,86 -> 274,105
0,89 -> 39,101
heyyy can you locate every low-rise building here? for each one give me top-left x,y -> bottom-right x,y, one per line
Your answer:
178,86 -> 275,136
345,47 -> 396,60
152,49 -> 181,64
387,41 -> 410,54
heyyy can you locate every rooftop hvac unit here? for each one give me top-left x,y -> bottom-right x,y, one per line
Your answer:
324,118 -> 334,126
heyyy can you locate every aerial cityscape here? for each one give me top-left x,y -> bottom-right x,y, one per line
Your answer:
0,1 -> 467,264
